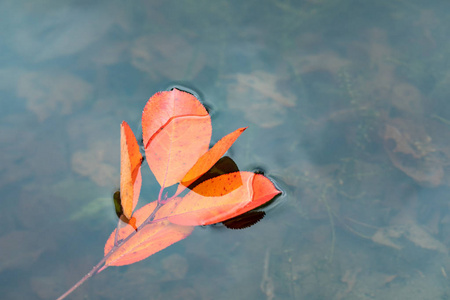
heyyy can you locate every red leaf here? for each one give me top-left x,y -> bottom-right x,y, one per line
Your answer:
142,89 -> 212,188
142,89 -> 209,146
56,89 -> 282,300
231,173 -> 282,216
120,121 -> 142,219
158,172 -> 281,226
145,115 -> 211,188
104,201 -> 194,267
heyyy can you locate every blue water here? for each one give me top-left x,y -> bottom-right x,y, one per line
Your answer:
2,0 -> 450,299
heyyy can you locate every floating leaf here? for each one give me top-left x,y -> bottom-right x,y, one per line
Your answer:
230,173 -> 281,217
180,127 -> 247,187
120,121 -> 143,219
160,172 -> 281,226
104,202 -> 194,267
145,115 -> 211,188
142,89 -> 210,145
186,156 -> 240,191
142,89 -> 212,187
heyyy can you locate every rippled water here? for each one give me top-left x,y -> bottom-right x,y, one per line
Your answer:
2,1 -> 450,299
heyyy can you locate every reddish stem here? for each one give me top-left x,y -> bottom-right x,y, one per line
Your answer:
56,201 -> 164,300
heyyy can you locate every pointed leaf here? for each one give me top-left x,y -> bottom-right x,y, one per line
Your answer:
104,201 -> 194,267
120,121 -> 143,219
232,173 -> 282,216
183,156 -> 240,192
159,172 -> 280,226
180,127 -> 247,188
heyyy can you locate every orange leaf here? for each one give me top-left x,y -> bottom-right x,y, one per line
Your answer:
145,115 -> 211,188
142,89 -> 212,188
178,127 -> 247,189
142,88 -> 210,149
120,121 -> 143,219
104,201 -> 194,267
159,172 -> 280,226
230,173 -> 282,217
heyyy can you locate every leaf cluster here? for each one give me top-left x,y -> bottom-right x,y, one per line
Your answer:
57,88 -> 281,300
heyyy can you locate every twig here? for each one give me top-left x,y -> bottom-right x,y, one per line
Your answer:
56,201 -> 164,300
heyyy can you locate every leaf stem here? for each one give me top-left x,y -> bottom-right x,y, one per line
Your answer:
56,200 -> 164,300
56,257 -> 105,300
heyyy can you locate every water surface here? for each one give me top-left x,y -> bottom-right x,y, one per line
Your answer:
2,0 -> 450,299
